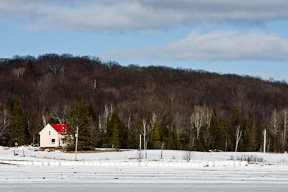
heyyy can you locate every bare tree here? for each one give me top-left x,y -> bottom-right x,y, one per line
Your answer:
169,92 -> 177,103
99,104 -> 113,133
12,67 -> 26,78
51,105 -> 70,124
269,109 -> 280,136
190,105 -> 212,140
0,108 -> 10,143
235,125 -> 242,152
47,62 -> 66,76
281,108 -> 288,150
42,114 -> 47,126
189,116 -> 195,150
173,112 -> 184,146
140,119 -> 148,159
269,109 -> 280,151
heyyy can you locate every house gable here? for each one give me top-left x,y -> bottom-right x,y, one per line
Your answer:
39,123 -> 67,148
39,124 -> 58,135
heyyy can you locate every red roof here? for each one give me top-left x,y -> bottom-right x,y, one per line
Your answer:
50,124 -> 67,133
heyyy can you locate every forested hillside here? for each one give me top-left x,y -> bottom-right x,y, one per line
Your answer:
1,54 -> 288,152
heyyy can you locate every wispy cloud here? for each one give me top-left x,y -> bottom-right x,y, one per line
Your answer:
103,31 -> 288,61
248,72 -> 286,82
1,0 -> 288,32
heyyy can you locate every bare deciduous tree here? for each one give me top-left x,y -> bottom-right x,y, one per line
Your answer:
0,108 -> 10,142
190,105 -> 212,140
12,67 -> 26,78
172,112 -> 182,141
269,109 -> 280,151
235,125 -> 242,152
99,104 -> 113,133
51,105 -> 70,124
281,108 -> 288,150
140,119 -> 148,159
269,109 -> 280,136
47,62 -> 66,76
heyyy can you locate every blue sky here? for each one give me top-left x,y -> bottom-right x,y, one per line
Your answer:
0,0 -> 288,81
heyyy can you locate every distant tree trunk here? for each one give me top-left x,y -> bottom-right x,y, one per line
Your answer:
235,125 -> 242,152
173,112 -> 183,147
282,108 -> 288,150
42,115 -> 47,126
0,109 -> 10,141
160,142 -> 164,159
141,119 -> 147,159
269,109 -> 279,151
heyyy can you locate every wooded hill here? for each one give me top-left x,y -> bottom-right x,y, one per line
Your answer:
1,54 -> 288,152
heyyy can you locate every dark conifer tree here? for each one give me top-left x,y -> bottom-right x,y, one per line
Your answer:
241,115 -> 254,151
218,118 -> 228,151
106,110 -> 127,148
210,108 -> 220,149
229,105 -> 241,151
27,111 -> 39,145
25,59 -> 36,76
67,100 -> 95,150
168,125 -> 179,150
9,100 -> 27,146
151,121 -> 161,148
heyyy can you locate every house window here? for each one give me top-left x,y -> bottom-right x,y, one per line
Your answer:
49,131 -> 50,135
51,139 -> 55,144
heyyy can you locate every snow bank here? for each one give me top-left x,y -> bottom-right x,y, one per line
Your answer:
3,146 -> 288,168
0,158 -> 248,168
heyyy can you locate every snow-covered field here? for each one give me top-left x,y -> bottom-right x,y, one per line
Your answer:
1,146 -> 288,192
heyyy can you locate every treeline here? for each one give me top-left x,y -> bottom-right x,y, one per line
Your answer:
0,54 -> 288,152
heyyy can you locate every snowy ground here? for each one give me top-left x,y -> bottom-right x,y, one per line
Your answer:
1,146 -> 288,192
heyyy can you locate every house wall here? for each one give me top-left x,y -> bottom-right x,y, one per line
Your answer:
39,124 -> 60,148
58,133 -> 66,147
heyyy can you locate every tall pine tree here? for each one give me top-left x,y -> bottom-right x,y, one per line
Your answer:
67,100 -> 95,150
106,110 -> 127,149
9,100 -> 27,146
151,121 -> 161,148
229,105 -> 241,151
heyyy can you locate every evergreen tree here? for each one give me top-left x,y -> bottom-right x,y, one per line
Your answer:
229,105 -> 241,151
9,100 -> 27,146
210,108 -> 220,149
168,125 -> 179,150
151,121 -> 161,148
218,118 -> 228,151
240,115 -> 254,151
28,111 -> 39,145
88,104 -> 102,147
25,59 -> 36,76
67,100 -> 95,150
255,119 -> 263,151
106,110 -> 127,148
127,130 -> 138,149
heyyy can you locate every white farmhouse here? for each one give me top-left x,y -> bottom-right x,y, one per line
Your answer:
39,123 -> 67,148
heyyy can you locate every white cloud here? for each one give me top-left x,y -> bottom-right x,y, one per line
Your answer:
104,31 -> 288,60
165,31 -> 288,60
1,0 -> 288,32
